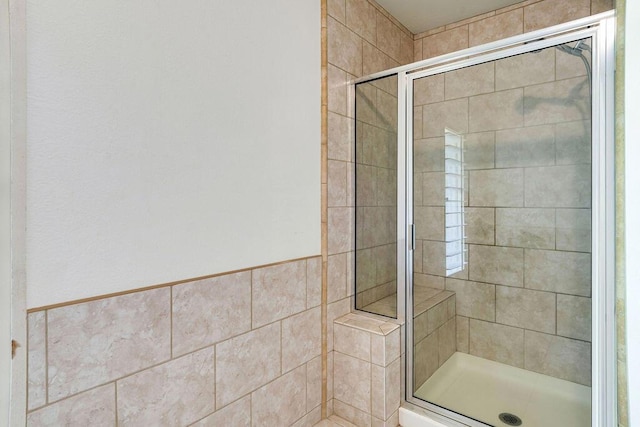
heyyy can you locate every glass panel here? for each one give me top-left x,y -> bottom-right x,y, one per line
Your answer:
411,38 -> 592,426
354,75 -> 398,318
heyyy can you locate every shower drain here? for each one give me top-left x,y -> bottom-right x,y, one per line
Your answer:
498,412 -> 523,426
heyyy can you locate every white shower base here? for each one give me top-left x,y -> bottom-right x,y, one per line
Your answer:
410,352 -> 591,427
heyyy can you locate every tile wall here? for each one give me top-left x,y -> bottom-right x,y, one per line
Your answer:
412,39 -> 593,386
26,257 -> 323,426
332,313 -> 401,427
413,0 -> 614,61
326,0 -> 414,416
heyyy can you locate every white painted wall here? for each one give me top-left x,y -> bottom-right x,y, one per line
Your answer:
26,0 -> 321,308
625,0 -> 640,423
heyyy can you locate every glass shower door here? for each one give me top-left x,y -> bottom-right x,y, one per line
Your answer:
409,38 -> 594,427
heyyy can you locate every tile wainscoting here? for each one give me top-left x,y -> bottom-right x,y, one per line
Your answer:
26,256 -> 323,427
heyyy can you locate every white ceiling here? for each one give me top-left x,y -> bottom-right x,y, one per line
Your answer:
375,0 -> 525,34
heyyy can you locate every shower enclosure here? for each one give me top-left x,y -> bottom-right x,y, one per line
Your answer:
353,12 -> 615,427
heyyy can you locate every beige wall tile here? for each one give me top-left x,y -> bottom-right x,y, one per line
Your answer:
438,318 -> 456,365
356,83 -> 378,128
414,106 -> 423,139
555,120 -> 591,165
372,410 -> 399,427
328,298 -> 352,353
362,42 -> 398,76
557,294 -> 592,342
334,399 -> 371,427
495,47 -> 555,91
469,319 -> 524,367
414,332 -> 439,388
376,167 -> 396,207
415,206 -> 444,241
556,208 -> 591,252
465,207 -> 495,245
292,407 -> 323,427
525,165 -> 591,208
329,160 -> 348,207
427,301 -> 448,335
329,112 -> 352,162
523,77 -> 590,126
495,124 -> 556,168
422,240 -> 445,276
307,257 -> 322,309
307,356 -> 323,412
413,310 -> 429,344
495,207 -> 555,249
329,207 -> 354,254
445,278 -> 495,321
555,40 -> 591,81
469,9 -> 523,47
422,98 -> 468,138
328,0 -> 346,23
400,32 -> 414,65
414,138 -> 444,173
252,260 -> 306,328
191,395 -> 250,427
251,366 -> 307,427
496,286 -> 556,334
445,62 -> 495,100
376,90 -> 398,133
371,327 -> 400,367
117,346 -> 215,426
464,131 -> 495,170
414,74 -> 444,106
328,17 -> 363,77
283,307 -> 321,373
329,253 -> 348,303
524,0 -> 591,32
27,384 -> 115,427
372,357 -> 401,421
328,64 -> 349,116
334,352 -> 371,413
456,316 -> 470,353
28,311 -> 46,411
524,330 -> 591,385
172,271 -> 251,357
524,249 -> 591,296
422,26 -> 469,60
215,323 -> 281,408
376,13 -> 403,63
469,89 -> 524,132
422,172 -> 445,206
47,288 -> 170,401
345,0 -> 376,44
414,39 -> 423,62
469,245 -> 524,287
334,322 -> 371,362
591,0 -> 613,13
374,244 -> 396,285
469,168 -> 524,208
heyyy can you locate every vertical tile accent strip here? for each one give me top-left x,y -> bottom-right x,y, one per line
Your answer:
321,0 -> 329,418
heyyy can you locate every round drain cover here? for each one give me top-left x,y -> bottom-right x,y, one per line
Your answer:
498,412 -> 523,426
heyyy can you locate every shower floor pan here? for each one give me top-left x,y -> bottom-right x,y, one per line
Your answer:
414,352 -> 591,427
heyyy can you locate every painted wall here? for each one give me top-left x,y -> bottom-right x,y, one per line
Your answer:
26,0 -> 320,308
624,0 -> 639,423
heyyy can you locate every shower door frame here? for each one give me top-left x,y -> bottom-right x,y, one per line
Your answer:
353,11 -> 616,427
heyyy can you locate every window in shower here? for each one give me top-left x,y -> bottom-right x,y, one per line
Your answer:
444,129 -> 465,276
